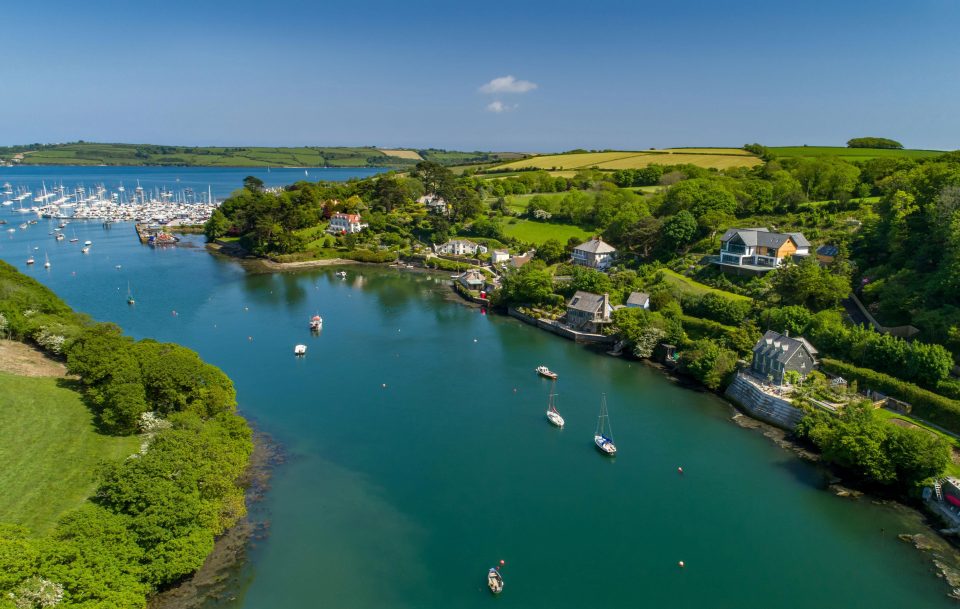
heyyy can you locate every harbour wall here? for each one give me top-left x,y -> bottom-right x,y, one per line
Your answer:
725,372 -> 805,431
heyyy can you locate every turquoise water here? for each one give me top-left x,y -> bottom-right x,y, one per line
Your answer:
0,166 -> 384,200
0,201 -> 954,608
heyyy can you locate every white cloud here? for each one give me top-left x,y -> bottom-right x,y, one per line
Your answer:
486,100 -> 518,113
479,75 -> 538,94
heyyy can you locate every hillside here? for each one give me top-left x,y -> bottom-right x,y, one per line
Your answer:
0,142 -> 527,168
485,148 -> 762,172
768,146 -> 943,161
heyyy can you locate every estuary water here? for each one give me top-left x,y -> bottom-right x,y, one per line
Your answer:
0,186 -> 955,608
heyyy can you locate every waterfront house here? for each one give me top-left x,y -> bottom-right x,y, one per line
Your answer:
565,291 -> 613,333
716,228 -> 810,272
327,212 -> 367,234
457,269 -> 486,292
491,249 -> 510,265
572,238 -> 616,270
417,194 -> 448,214
626,291 -> 650,309
750,330 -> 817,385
434,239 -> 488,257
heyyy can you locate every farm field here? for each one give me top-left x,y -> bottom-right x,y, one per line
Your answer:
490,148 -> 761,172
378,149 -> 423,160
501,192 -> 567,214
769,146 -> 944,161
660,268 -> 753,302
0,371 -> 140,535
501,218 -> 594,245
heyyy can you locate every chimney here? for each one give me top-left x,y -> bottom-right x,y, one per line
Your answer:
784,329 -> 790,337
602,293 -> 610,319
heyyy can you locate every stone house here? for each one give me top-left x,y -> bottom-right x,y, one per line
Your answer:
565,291 -> 613,333
750,330 -> 818,385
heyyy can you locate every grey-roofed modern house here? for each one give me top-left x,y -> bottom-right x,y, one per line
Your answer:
572,238 -> 616,270
750,330 -> 818,385
626,291 -> 650,309
716,228 -> 810,273
565,291 -> 613,332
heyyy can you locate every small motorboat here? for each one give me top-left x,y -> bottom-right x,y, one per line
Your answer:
294,344 -> 307,356
535,365 -> 558,380
55,233 -> 64,241
26,256 -> 35,265
335,270 -> 347,279
309,315 -> 323,331
487,568 -> 503,594
84,240 -> 92,246
81,246 -> 90,254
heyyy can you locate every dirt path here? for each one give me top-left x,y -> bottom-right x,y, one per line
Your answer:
0,340 -> 66,377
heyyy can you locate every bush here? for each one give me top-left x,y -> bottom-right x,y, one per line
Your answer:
820,358 -> 960,434
679,338 -> 738,390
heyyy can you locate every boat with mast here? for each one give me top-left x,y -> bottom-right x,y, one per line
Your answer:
43,252 -> 50,269
25,249 -> 34,265
594,394 -> 617,456
127,282 -> 135,305
546,381 -> 565,427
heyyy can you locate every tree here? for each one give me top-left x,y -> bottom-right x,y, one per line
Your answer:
612,308 -> 669,358
661,211 -> 698,252
661,179 -> 737,218
536,239 -> 566,264
242,175 -> 265,192
679,338 -> 737,389
847,137 -> 903,149
495,264 -> 556,306
771,256 -> 850,310
203,208 -> 231,241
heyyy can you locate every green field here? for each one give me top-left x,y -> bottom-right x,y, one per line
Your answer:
769,146 -> 944,161
0,372 -> 139,535
874,408 -> 960,477
661,269 -> 753,302
501,218 -> 594,245
1,143 -> 526,168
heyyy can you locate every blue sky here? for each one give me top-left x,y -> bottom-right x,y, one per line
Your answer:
3,0 -> 958,151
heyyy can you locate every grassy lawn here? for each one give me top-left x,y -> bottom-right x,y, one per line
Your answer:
769,146 -> 943,160
501,192 -> 567,213
874,408 -> 960,477
501,219 -> 594,245
0,372 -> 139,535
661,268 -> 753,302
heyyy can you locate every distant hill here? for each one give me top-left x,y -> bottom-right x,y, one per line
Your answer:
0,142 -> 527,168
484,148 -> 763,173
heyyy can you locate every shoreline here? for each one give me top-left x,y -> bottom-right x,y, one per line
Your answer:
147,429 -> 285,609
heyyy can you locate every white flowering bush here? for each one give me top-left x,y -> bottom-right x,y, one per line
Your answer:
138,411 -> 172,434
35,329 -> 66,354
9,577 -> 64,608
0,312 -> 8,335
533,209 -> 552,220
23,309 -> 36,317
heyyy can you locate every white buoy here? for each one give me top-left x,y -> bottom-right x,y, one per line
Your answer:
678,561 -> 685,568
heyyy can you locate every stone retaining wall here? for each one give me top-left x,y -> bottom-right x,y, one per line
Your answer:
508,308 -> 615,345
725,372 -> 804,430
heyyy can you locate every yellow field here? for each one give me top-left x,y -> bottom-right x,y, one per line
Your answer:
659,148 -> 754,156
594,153 -> 761,170
379,149 -> 424,160
492,149 -> 761,172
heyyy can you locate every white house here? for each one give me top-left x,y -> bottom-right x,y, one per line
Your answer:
626,292 -> 650,309
327,213 -> 367,234
572,238 -> 616,270
434,239 -> 488,256
417,194 -> 448,214
491,249 -> 510,264
717,228 -> 810,271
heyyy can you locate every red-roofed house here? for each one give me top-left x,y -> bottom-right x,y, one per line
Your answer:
327,213 -> 368,234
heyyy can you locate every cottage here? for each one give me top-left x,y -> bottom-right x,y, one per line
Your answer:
750,330 -> 818,385
510,251 -> 534,268
816,244 -> 839,265
327,212 -> 367,234
434,239 -> 488,256
457,269 -> 486,292
491,249 -> 510,265
626,292 -> 650,309
417,194 -> 448,214
717,228 -> 810,272
565,291 -> 613,333
572,238 -> 616,270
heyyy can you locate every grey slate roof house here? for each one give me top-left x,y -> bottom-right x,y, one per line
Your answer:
717,228 -> 810,272
572,238 -> 616,270
750,330 -> 818,385
565,291 -> 613,333
626,292 -> 650,309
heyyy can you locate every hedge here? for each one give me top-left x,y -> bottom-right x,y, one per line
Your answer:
820,358 -> 960,434
344,249 -> 396,263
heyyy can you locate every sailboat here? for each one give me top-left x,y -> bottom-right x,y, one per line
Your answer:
594,394 -> 617,456
546,382 -> 565,427
127,282 -> 135,305
26,248 -> 34,265
43,252 -> 50,269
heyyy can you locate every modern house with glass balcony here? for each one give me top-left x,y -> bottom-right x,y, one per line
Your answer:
716,228 -> 810,273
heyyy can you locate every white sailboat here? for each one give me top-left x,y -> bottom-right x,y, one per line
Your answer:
546,382 -> 565,427
127,282 -> 135,305
594,394 -> 617,456
43,252 -> 50,269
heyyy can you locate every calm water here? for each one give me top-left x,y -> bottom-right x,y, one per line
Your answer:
0,166 -> 384,201
0,192 -> 953,608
